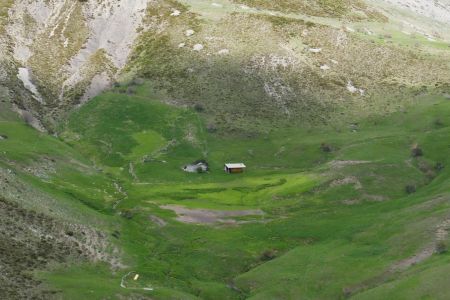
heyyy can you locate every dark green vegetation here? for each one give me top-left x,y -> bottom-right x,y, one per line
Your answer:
2,80 -> 450,298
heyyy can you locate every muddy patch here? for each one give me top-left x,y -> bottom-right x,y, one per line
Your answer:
160,205 -> 264,225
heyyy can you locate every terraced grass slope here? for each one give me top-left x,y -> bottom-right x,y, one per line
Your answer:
2,81 -> 450,298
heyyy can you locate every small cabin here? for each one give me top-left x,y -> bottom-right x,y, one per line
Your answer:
224,163 -> 246,174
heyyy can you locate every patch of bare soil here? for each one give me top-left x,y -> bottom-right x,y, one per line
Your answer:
328,160 -> 372,169
160,205 -> 264,225
388,246 -> 435,273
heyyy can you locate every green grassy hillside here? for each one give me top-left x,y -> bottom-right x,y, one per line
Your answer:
2,80 -> 449,298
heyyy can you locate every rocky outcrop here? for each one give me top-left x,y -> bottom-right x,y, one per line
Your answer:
4,0 -> 148,123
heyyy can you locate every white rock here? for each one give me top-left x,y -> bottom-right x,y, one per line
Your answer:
193,44 -> 204,51
185,29 -> 195,37
217,49 -> 229,55
309,48 -> 322,53
330,59 -> 339,64
347,81 -> 358,93
320,64 -> 330,70
170,9 -> 181,16
211,3 -> 223,7
240,5 -> 250,10
345,26 -> 355,32
347,81 -> 365,96
178,43 -> 186,48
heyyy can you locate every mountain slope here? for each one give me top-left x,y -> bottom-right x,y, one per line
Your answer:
1,0 -> 450,299
1,0 -> 450,131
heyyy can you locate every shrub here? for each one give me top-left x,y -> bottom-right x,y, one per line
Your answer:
434,118 -> 444,127
260,249 -> 278,261
405,184 -> 417,194
112,230 -> 120,239
194,103 -> 205,113
320,143 -> 333,153
411,145 -> 423,157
